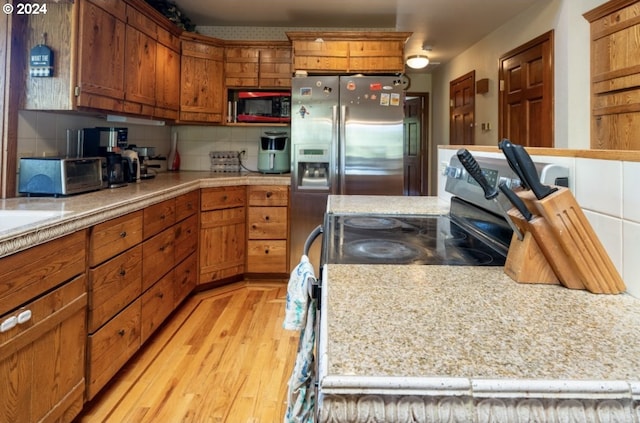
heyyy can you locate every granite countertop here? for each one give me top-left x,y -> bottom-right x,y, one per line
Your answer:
327,195 -> 450,215
0,171 -> 289,258
322,264 -> 640,384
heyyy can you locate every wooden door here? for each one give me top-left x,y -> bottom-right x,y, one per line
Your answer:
499,31 -> 554,147
450,71 -> 475,145
403,95 -> 427,195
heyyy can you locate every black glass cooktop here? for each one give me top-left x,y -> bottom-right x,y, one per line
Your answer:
324,211 -> 510,266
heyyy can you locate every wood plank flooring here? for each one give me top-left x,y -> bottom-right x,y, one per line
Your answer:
75,281 -> 299,423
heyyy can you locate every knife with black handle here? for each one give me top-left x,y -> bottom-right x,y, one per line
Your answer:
498,139 -> 530,190
511,144 -> 557,200
456,149 -> 524,240
498,181 -> 532,221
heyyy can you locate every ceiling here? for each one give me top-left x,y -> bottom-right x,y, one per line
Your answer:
171,0 -> 544,71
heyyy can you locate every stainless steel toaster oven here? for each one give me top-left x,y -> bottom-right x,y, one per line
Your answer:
19,157 -> 105,197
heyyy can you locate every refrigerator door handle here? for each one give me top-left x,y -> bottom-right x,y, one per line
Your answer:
339,104 -> 347,194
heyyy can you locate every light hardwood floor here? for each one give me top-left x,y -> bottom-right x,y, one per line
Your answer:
76,281 -> 299,423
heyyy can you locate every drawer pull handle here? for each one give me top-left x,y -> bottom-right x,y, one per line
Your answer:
120,269 -> 126,276
17,310 -> 32,325
120,231 -> 127,238
266,191 -> 272,198
157,292 -> 164,299
118,329 -> 126,336
265,249 -> 270,254
161,214 -> 166,220
222,195 -> 228,201
265,215 -> 270,221
252,224 -> 257,229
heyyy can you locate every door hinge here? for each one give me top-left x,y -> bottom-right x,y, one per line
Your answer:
74,86 -> 80,97
499,80 -> 505,92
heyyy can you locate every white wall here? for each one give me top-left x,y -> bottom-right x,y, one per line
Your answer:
432,0 -> 607,149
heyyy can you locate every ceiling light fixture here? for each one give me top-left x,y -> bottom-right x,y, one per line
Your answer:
406,44 -> 433,70
406,54 -> 430,69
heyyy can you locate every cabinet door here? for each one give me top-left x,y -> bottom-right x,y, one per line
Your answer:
144,198 -> 176,240
174,253 -> 197,307
248,207 -> 288,239
155,27 -> 181,120
225,47 -> 259,87
88,244 -> 143,333
259,47 -> 292,88
141,271 -> 175,343
76,0 -> 126,111
348,40 -> 405,72
247,240 -> 288,273
199,207 -> 246,284
0,276 -> 87,423
124,8 -> 157,114
174,214 -> 198,265
292,40 -> 349,72
180,39 -> 224,123
142,227 -> 175,291
86,298 -> 141,400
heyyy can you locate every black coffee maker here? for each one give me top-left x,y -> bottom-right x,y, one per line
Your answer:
104,153 -> 128,188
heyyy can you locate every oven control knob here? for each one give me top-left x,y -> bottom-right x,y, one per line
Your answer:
499,176 -> 512,188
445,166 -> 462,179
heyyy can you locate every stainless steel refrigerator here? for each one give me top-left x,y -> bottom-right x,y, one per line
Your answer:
289,75 -> 405,269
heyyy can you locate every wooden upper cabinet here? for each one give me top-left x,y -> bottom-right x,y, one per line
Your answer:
124,5 -> 157,115
180,33 -> 225,123
584,0 -> 640,150
287,31 -> 411,74
225,46 -> 260,87
155,27 -> 181,119
224,41 -> 292,88
76,0 -> 127,111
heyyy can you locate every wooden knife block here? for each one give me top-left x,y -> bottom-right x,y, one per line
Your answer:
517,188 -> 626,294
504,225 -> 559,285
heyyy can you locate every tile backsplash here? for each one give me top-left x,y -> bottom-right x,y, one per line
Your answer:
16,110 -> 288,173
438,148 -> 640,298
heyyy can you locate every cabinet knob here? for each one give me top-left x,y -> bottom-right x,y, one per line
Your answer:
118,329 -> 126,337
265,249 -> 270,254
265,215 -> 270,221
252,224 -> 257,229
266,191 -> 272,198
120,268 -> 126,276
222,195 -> 228,201
120,231 -> 127,238
157,292 -> 164,299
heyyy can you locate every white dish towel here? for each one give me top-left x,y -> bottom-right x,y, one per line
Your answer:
283,254 -> 317,423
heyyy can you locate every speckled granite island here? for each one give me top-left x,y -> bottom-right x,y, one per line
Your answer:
317,195 -> 640,423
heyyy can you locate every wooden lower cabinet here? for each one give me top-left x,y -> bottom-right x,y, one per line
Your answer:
246,185 -> 290,274
199,186 -> 247,285
0,230 -> 87,423
86,298 -> 142,400
86,191 -> 199,400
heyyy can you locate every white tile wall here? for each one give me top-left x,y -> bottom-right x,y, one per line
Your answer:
575,158 -> 623,218
623,161 -> 640,223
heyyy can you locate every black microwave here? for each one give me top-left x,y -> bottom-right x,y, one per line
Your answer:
228,90 -> 291,123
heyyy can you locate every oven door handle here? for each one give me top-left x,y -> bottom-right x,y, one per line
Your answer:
303,224 -> 324,256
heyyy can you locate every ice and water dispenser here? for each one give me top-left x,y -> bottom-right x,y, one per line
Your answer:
294,146 -> 331,190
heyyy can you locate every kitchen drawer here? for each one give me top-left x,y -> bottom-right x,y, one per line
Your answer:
174,252 -> 197,307
86,297 -> 141,400
0,230 -> 86,316
142,226 -> 175,291
0,275 -> 86,423
141,271 -> 175,343
144,198 -> 176,240
174,214 -> 198,265
201,186 -> 246,211
88,244 -> 143,333
248,206 -> 288,239
90,211 -> 143,267
175,190 -> 199,222
247,240 -> 288,273
248,185 -> 289,206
